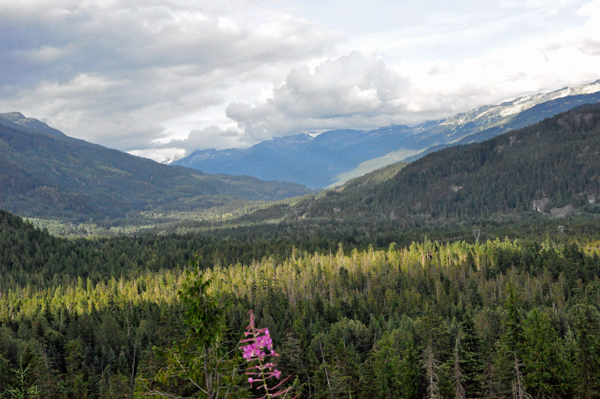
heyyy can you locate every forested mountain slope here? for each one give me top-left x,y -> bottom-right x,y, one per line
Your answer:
303,103 -> 600,220
0,114 -> 312,221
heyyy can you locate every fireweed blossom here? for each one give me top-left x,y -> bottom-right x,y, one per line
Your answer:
240,310 -> 298,399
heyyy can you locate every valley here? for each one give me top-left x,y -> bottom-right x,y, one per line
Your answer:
4,0 -> 600,396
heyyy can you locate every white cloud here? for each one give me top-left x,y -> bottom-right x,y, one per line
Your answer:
128,147 -> 187,164
224,0 -> 600,141
0,0 -> 342,150
158,125 -> 244,154
226,52 -> 411,140
1,0 -> 600,161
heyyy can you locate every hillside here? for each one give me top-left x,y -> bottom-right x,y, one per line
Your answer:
174,80 -> 600,188
0,113 -> 312,221
289,103 -> 600,221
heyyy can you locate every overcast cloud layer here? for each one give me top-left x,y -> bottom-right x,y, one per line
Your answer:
1,0 -> 600,162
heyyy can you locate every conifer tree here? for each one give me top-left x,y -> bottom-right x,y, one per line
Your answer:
493,284 -> 528,398
521,309 -> 565,398
423,343 -> 442,399
139,267 -> 245,399
400,342 -> 424,399
570,304 -> 600,399
453,338 -> 466,399
457,311 -> 483,398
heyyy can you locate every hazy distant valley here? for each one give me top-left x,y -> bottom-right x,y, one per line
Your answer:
0,111 -> 314,233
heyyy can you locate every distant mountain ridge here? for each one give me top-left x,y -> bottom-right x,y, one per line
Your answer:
174,123 -> 435,189
0,113 -> 312,221
300,103 -> 600,221
174,80 -> 600,188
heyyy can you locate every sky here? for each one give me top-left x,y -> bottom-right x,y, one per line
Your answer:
1,0 -> 600,162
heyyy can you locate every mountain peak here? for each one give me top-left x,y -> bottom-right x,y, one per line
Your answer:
0,112 -> 68,140
0,111 -> 27,122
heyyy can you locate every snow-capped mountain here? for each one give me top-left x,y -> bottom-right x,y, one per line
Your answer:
173,80 -> 600,188
441,80 -> 600,129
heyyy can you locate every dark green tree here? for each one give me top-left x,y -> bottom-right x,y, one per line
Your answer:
521,309 -> 566,398
493,284 -> 529,398
456,311 -> 484,398
570,304 -> 600,399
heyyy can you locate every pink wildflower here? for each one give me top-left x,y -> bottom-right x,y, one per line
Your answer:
240,310 -> 298,399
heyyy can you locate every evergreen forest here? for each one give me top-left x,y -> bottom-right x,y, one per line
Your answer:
1,209 -> 600,398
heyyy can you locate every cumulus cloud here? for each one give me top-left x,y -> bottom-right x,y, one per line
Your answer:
158,125 -> 243,153
225,0 -> 600,141
226,52 -> 411,140
0,0 -> 342,150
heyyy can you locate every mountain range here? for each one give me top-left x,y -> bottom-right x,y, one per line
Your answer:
0,113 -> 312,221
173,80 -> 600,188
3,80 -> 600,225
